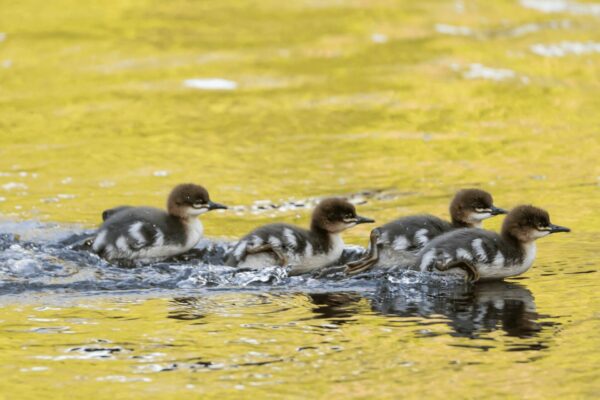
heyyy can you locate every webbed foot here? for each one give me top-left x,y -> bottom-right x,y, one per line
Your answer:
434,260 -> 480,283
246,243 -> 288,267
345,229 -> 381,276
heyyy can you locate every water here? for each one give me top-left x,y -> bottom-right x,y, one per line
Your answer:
1,0 -> 599,398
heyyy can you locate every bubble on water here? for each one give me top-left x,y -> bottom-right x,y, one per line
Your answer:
30,326 -> 73,334
370,33 -> 388,43
60,177 -> 72,184
9,259 -> 41,276
462,63 -> 517,81
96,375 -> 152,383
183,78 -> 238,90
152,170 -> 169,177
0,197 -> 5,202
232,266 -> 289,286
531,41 -> 600,57
435,23 -> 472,36
20,367 -> 49,372
520,0 -> 600,16
0,33 -> 5,42
99,180 -> 115,188
134,363 -> 176,373
1,182 -> 27,191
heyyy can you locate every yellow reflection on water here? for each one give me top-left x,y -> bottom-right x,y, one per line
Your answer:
0,289 -> 598,399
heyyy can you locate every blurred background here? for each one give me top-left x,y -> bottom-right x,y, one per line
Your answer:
1,0 -> 598,238
0,0 -> 599,398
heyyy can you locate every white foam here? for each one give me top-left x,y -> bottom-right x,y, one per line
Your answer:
371,33 -> 388,43
183,78 -> 238,91
435,24 -> 472,36
531,41 -> 600,57
1,182 -> 28,191
463,63 -> 516,81
99,180 -> 115,188
520,0 -> 600,15
96,375 -> 152,383
9,259 -> 41,276
20,367 -> 49,372
0,33 -> 5,42
152,170 -> 169,177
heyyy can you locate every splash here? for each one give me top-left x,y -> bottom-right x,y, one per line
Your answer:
0,220 -> 463,297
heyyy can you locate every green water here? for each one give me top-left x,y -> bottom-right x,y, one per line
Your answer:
1,0 -> 599,398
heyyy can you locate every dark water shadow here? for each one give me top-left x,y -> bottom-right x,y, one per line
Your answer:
304,292 -> 364,325
372,279 -> 556,340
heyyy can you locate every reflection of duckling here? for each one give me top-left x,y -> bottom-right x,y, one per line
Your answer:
347,189 -> 506,275
226,198 -> 374,275
307,292 -> 363,321
417,205 -> 570,281
92,184 -> 226,263
373,279 -> 542,338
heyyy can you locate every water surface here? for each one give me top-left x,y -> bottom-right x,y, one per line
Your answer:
0,0 -> 599,398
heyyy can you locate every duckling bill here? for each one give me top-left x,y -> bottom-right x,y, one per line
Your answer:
226,197 -> 374,275
92,183 -> 226,263
417,205 -> 570,282
346,188 -> 506,275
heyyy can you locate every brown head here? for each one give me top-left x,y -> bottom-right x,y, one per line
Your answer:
310,197 -> 375,234
167,183 -> 227,219
449,188 -> 507,228
501,205 -> 570,243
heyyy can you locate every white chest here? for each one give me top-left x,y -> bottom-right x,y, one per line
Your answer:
184,218 -> 204,250
292,233 -> 345,274
477,242 -> 537,279
520,241 -> 537,271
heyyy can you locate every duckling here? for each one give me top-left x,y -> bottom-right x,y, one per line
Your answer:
92,183 -> 226,263
226,197 -> 374,275
416,205 -> 570,281
346,188 -> 506,275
